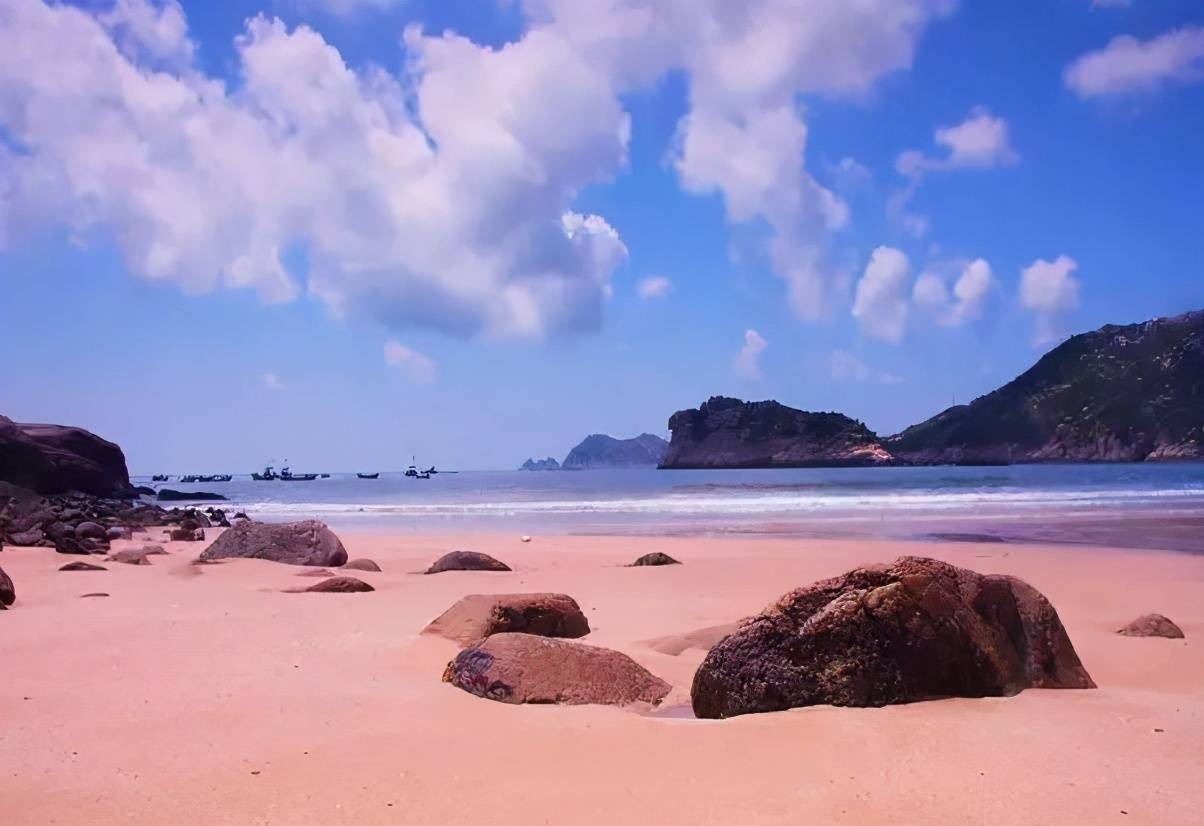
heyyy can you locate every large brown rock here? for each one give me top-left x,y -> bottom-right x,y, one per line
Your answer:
304,576 -> 374,593
425,550 -> 511,574
0,416 -> 132,496
60,561 -> 107,572
342,558 -> 381,572
199,520 -> 347,567
1117,613 -> 1185,639
631,552 -> 681,566
423,593 -> 590,645
0,566 -> 13,608
691,556 -> 1095,719
444,633 -> 670,706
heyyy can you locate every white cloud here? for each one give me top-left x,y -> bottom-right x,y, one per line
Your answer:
896,107 -> 1018,177
100,0 -> 194,64
262,372 -> 286,390
829,349 -> 904,385
1065,26 -> 1204,98
384,340 -> 437,382
292,0 -> 405,15
734,329 -> 768,381
912,257 -> 994,326
852,246 -> 911,343
1020,255 -> 1081,347
0,0 -> 628,340
637,275 -> 672,299
828,156 -> 874,192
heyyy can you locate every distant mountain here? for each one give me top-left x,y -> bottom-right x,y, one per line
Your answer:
561,433 -> 669,469
520,457 -> 561,471
887,309 -> 1203,463
659,397 -> 892,469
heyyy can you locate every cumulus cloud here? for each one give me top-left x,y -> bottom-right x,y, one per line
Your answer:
734,329 -> 768,381
912,258 -> 994,326
830,349 -> 904,385
1020,255 -> 1081,347
896,106 -> 1018,177
637,275 -> 672,299
1064,26 -> 1204,98
0,0 -> 628,339
852,246 -> 911,343
262,372 -> 286,391
384,340 -> 437,382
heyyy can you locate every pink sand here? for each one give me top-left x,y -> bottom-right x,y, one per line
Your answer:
2,530 -> 1201,824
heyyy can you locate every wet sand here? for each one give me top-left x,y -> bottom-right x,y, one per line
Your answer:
2,530 -> 1201,824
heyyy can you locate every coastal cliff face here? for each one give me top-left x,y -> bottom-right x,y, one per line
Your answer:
562,433 -> 668,469
887,310 -> 1203,464
0,415 -> 132,496
660,397 -> 892,469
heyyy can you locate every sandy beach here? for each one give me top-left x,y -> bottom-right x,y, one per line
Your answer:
2,530 -> 1201,825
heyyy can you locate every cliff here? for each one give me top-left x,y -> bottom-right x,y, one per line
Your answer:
887,310 -> 1203,464
0,415 -> 133,496
562,433 -> 668,469
659,397 -> 892,469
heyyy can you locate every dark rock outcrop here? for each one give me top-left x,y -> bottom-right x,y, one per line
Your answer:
661,397 -> 892,469
630,552 -> 681,567
0,416 -> 132,496
60,561 -> 107,572
425,551 -> 511,574
157,489 -> 228,502
304,576 -> 374,593
9,528 -> 44,546
443,633 -> 671,706
562,433 -> 669,469
342,558 -> 382,572
888,310 -> 1204,464
169,527 -> 204,542
520,457 -> 560,471
691,556 -> 1095,719
1117,613 -> 1185,638
199,520 -> 347,567
0,566 -> 13,608
423,593 -> 591,645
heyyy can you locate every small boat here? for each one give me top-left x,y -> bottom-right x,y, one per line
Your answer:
279,467 -> 318,481
252,465 -> 279,481
152,474 -> 169,482
319,473 -> 331,479
357,472 -> 380,479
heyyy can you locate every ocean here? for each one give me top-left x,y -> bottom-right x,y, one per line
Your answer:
138,463 -> 1204,551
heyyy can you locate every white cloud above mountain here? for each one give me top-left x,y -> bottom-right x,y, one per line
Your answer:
1065,26 -> 1204,98
852,246 -> 912,343
734,329 -> 768,381
1020,255 -> 1081,346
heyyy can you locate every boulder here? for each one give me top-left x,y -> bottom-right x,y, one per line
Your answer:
106,526 -> 132,541
691,556 -> 1095,719
9,528 -> 45,546
425,551 -> 511,574
304,576 -> 374,593
139,544 -> 167,555
0,415 -> 132,496
0,566 -> 13,608
423,593 -> 591,645
60,561 -> 107,572
157,489 -> 227,502
75,521 -> 107,540
1117,614 -> 1185,639
630,552 -> 681,567
199,520 -> 347,567
444,634 -> 671,706
54,536 -> 90,556
342,558 -> 382,573
170,527 -> 204,542
106,548 -> 152,565
296,568 -> 335,578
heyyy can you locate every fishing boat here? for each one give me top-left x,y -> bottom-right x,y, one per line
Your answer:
251,465 -> 278,481
404,464 -> 431,480
152,474 -> 169,482
357,472 -> 380,479
279,466 -> 318,481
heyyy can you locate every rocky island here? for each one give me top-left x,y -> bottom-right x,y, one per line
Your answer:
562,433 -> 668,469
659,397 -> 892,469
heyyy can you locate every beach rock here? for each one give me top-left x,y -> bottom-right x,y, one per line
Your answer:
444,633 -> 671,706
106,548 -> 152,565
200,520 -> 347,567
75,521 -> 107,540
0,566 -> 13,608
54,536 -> 90,556
140,544 -> 167,555
60,561 -> 107,572
424,593 -> 591,645
170,527 -> 204,542
9,528 -> 45,547
106,526 -> 132,541
133,485 -> 156,496
0,415 -> 132,496
304,576 -> 374,593
342,558 -> 382,573
80,537 -> 110,554
691,556 -> 1095,719
233,511 -> 250,521
425,551 -> 511,574
157,489 -> 228,502
296,568 -> 335,578
45,521 -> 74,542
631,552 -> 681,567
1117,614 -> 1185,639
80,592 -> 109,598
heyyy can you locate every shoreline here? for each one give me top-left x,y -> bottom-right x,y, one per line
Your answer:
3,528 -> 1202,824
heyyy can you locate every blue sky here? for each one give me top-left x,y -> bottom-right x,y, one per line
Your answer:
1,0 -> 1202,472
